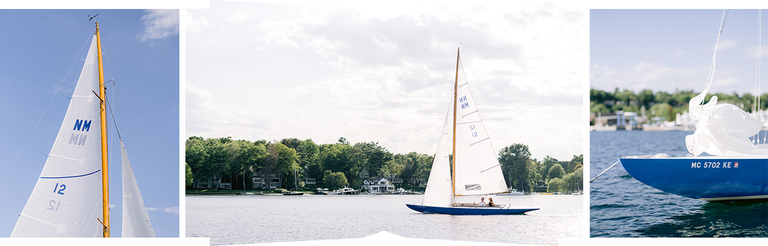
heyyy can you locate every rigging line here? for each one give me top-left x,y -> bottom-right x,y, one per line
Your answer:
756,9 -> 762,144
704,9 -> 729,94
693,9 -> 728,154
105,90 -> 123,140
590,160 -> 620,183
0,31 -> 94,191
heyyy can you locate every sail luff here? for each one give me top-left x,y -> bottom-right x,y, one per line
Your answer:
451,47 -> 459,204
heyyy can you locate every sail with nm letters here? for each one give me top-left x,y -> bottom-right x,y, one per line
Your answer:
407,48 -> 538,215
11,23 -> 154,237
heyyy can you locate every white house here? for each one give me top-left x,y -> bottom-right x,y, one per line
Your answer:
361,177 -> 395,193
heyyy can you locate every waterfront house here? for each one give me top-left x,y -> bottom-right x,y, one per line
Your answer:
361,177 -> 395,193
252,171 -> 282,190
194,176 -> 231,190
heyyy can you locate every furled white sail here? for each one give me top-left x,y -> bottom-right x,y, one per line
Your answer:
11,35 -> 103,237
685,86 -> 768,156
452,58 -> 507,196
121,141 -> 155,237
421,97 -> 454,206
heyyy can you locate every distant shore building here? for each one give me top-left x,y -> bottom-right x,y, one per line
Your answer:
252,171 -> 282,190
361,177 -> 395,193
194,176 -> 231,190
358,169 -> 369,179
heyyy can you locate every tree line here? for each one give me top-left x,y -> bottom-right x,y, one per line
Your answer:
590,88 -> 768,122
186,136 -> 583,193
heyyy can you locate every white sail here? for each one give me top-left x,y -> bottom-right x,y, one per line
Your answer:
685,86 -> 768,156
11,35 -> 103,237
121,141 -> 155,237
421,97 -> 454,206
452,58 -> 507,196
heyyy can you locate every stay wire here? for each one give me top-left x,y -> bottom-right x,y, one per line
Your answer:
0,31 -> 95,190
590,160 -> 620,183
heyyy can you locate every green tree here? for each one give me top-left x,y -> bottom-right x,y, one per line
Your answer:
539,155 -> 559,183
185,162 -> 193,189
498,143 -> 531,192
568,154 -> 583,173
547,178 -> 563,192
547,163 -> 565,181
323,170 -> 348,190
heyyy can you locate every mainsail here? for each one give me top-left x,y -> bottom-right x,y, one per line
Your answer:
12,25 -> 155,237
121,141 -> 155,237
452,57 -> 508,196
11,36 -> 104,237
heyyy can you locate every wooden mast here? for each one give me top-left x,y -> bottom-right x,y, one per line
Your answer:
451,47 -> 459,204
95,22 -> 110,238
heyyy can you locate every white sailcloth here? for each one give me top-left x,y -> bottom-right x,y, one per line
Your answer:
685,85 -> 768,156
452,58 -> 507,196
121,141 -> 155,237
12,35 -> 103,237
421,97 -> 454,206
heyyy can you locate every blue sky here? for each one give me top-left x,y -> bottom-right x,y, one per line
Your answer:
186,1 -> 584,161
592,9 -> 768,95
0,9 -> 179,237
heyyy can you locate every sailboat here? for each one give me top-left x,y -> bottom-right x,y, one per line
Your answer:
406,48 -> 539,215
620,10 -> 768,201
10,23 -> 155,237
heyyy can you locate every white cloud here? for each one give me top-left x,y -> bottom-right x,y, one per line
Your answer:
186,2 -> 584,160
591,62 -> 742,93
717,39 -> 738,51
163,207 -> 180,215
185,10 -> 210,33
226,11 -> 251,22
139,9 -> 179,42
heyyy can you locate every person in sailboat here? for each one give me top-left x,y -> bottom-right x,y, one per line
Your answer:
488,197 -> 495,207
478,197 -> 487,207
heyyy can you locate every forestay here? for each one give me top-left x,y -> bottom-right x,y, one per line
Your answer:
12,36 -> 103,237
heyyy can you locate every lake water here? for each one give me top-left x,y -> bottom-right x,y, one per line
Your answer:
186,193 -> 583,245
590,130 -> 768,237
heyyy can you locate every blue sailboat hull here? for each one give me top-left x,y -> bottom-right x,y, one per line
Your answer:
620,157 -> 768,201
406,204 -> 539,215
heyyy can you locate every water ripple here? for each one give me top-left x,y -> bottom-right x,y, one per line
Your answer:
590,131 -> 768,238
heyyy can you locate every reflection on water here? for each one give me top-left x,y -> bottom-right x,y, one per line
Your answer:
590,131 -> 768,238
187,194 -> 582,245
639,200 -> 768,237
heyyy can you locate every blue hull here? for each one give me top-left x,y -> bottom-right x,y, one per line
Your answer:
620,157 -> 768,201
406,204 -> 539,215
